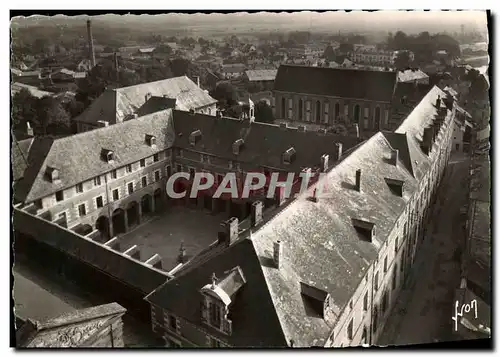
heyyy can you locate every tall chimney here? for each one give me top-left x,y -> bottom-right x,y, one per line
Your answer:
355,169 -> 362,192
87,19 -> 96,67
335,142 -> 343,161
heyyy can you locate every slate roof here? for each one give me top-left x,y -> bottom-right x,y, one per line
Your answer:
274,65 -> 397,102
172,110 -> 363,172
146,238 -> 288,347
11,82 -> 54,99
12,137 -> 33,182
15,109 -> 175,203
397,69 -> 429,83
75,76 -> 217,125
245,69 -> 277,82
149,85 -> 454,347
221,64 -> 246,74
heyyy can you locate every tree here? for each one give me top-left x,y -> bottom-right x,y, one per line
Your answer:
35,97 -> 71,135
198,37 -> 209,47
11,88 -> 37,131
394,51 -> 411,70
323,45 -> 336,61
393,31 -> 409,49
338,43 -> 354,54
170,58 -> 191,77
254,100 -> 274,124
154,44 -> 173,55
211,82 -> 238,108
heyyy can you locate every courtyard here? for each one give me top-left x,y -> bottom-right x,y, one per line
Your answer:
117,205 -> 227,272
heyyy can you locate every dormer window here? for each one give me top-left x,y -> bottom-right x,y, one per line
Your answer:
232,139 -> 244,155
101,149 -> 114,163
189,130 -> 202,146
45,166 -> 61,184
300,282 -> 330,319
200,267 -> 245,336
146,134 -> 157,147
384,178 -> 404,197
352,218 -> 376,242
283,147 -> 296,165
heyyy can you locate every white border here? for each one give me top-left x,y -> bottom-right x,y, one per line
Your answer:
4,5 -> 496,355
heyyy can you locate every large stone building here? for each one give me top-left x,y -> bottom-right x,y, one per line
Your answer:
13,109 -> 361,243
273,65 -> 397,137
74,76 -> 217,133
144,85 -> 459,347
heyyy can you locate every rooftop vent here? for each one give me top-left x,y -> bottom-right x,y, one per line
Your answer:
336,143 -> 343,161
273,240 -> 283,269
318,128 -> 327,135
384,178 -> 404,197
355,169 -> 362,192
45,166 -> 61,184
352,218 -> 376,242
101,149 -> 115,163
279,122 -> 287,130
320,154 -> 329,172
232,138 -> 244,155
283,147 -> 296,165
145,134 -> 156,147
297,125 -> 306,132
189,130 -> 202,146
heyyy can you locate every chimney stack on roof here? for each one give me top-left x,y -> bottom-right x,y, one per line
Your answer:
391,149 -> 399,166
320,154 -> 329,172
273,240 -> 283,270
86,19 -> 96,68
336,142 -> 343,161
355,169 -> 362,192
218,217 -> 239,246
251,201 -> 264,227
354,123 -> 360,138
26,121 -> 33,137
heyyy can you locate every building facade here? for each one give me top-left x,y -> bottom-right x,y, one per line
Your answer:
273,65 -> 398,138
145,86 -> 459,348
74,76 -> 217,133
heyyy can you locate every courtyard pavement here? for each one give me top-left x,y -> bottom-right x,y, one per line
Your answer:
118,205 -> 227,272
378,152 -> 470,346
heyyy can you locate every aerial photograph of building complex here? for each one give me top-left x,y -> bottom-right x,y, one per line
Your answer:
10,9 -> 491,348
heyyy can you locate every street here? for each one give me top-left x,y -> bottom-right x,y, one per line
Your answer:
378,152 -> 470,346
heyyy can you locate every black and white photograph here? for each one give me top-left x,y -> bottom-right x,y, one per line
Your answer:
9,8 -> 491,349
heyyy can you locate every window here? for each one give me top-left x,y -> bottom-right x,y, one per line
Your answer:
112,189 -> 119,201
76,183 -> 83,193
361,327 -> 368,344
373,307 -> 378,332
384,256 -> 388,273
374,271 -> 379,291
315,100 -> 321,123
169,315 -> 178,331
127,182 -> 134,195
306,100 -> 311,122
166,165 -> 172,177
140,159 -> 146,168
126,164 -> 132,173
288,98 -> 293,119
94,176 -> 101,186
401,249 -> 405,272
335,102 -> 340,119
111,170 -> 117,179
55,190 -> 64,202
324,102 -> 329,123
395,237 -> 399,253
208,336 -> 221,348
354,104 -> 360,123
363,292 -> 368,311
209,302 -> 221,327
176,164 -> 182,173
382,291 -> 388,313
281,98 -> 286,117
392,266 -> 398,290
347,319 -> 354,340
154,170 -> 160,182
153,153 -> 159,162
96,196 -> 103,208
78,203 -> 86,217
298,99 -> 303,120
141,176 -> 148,187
